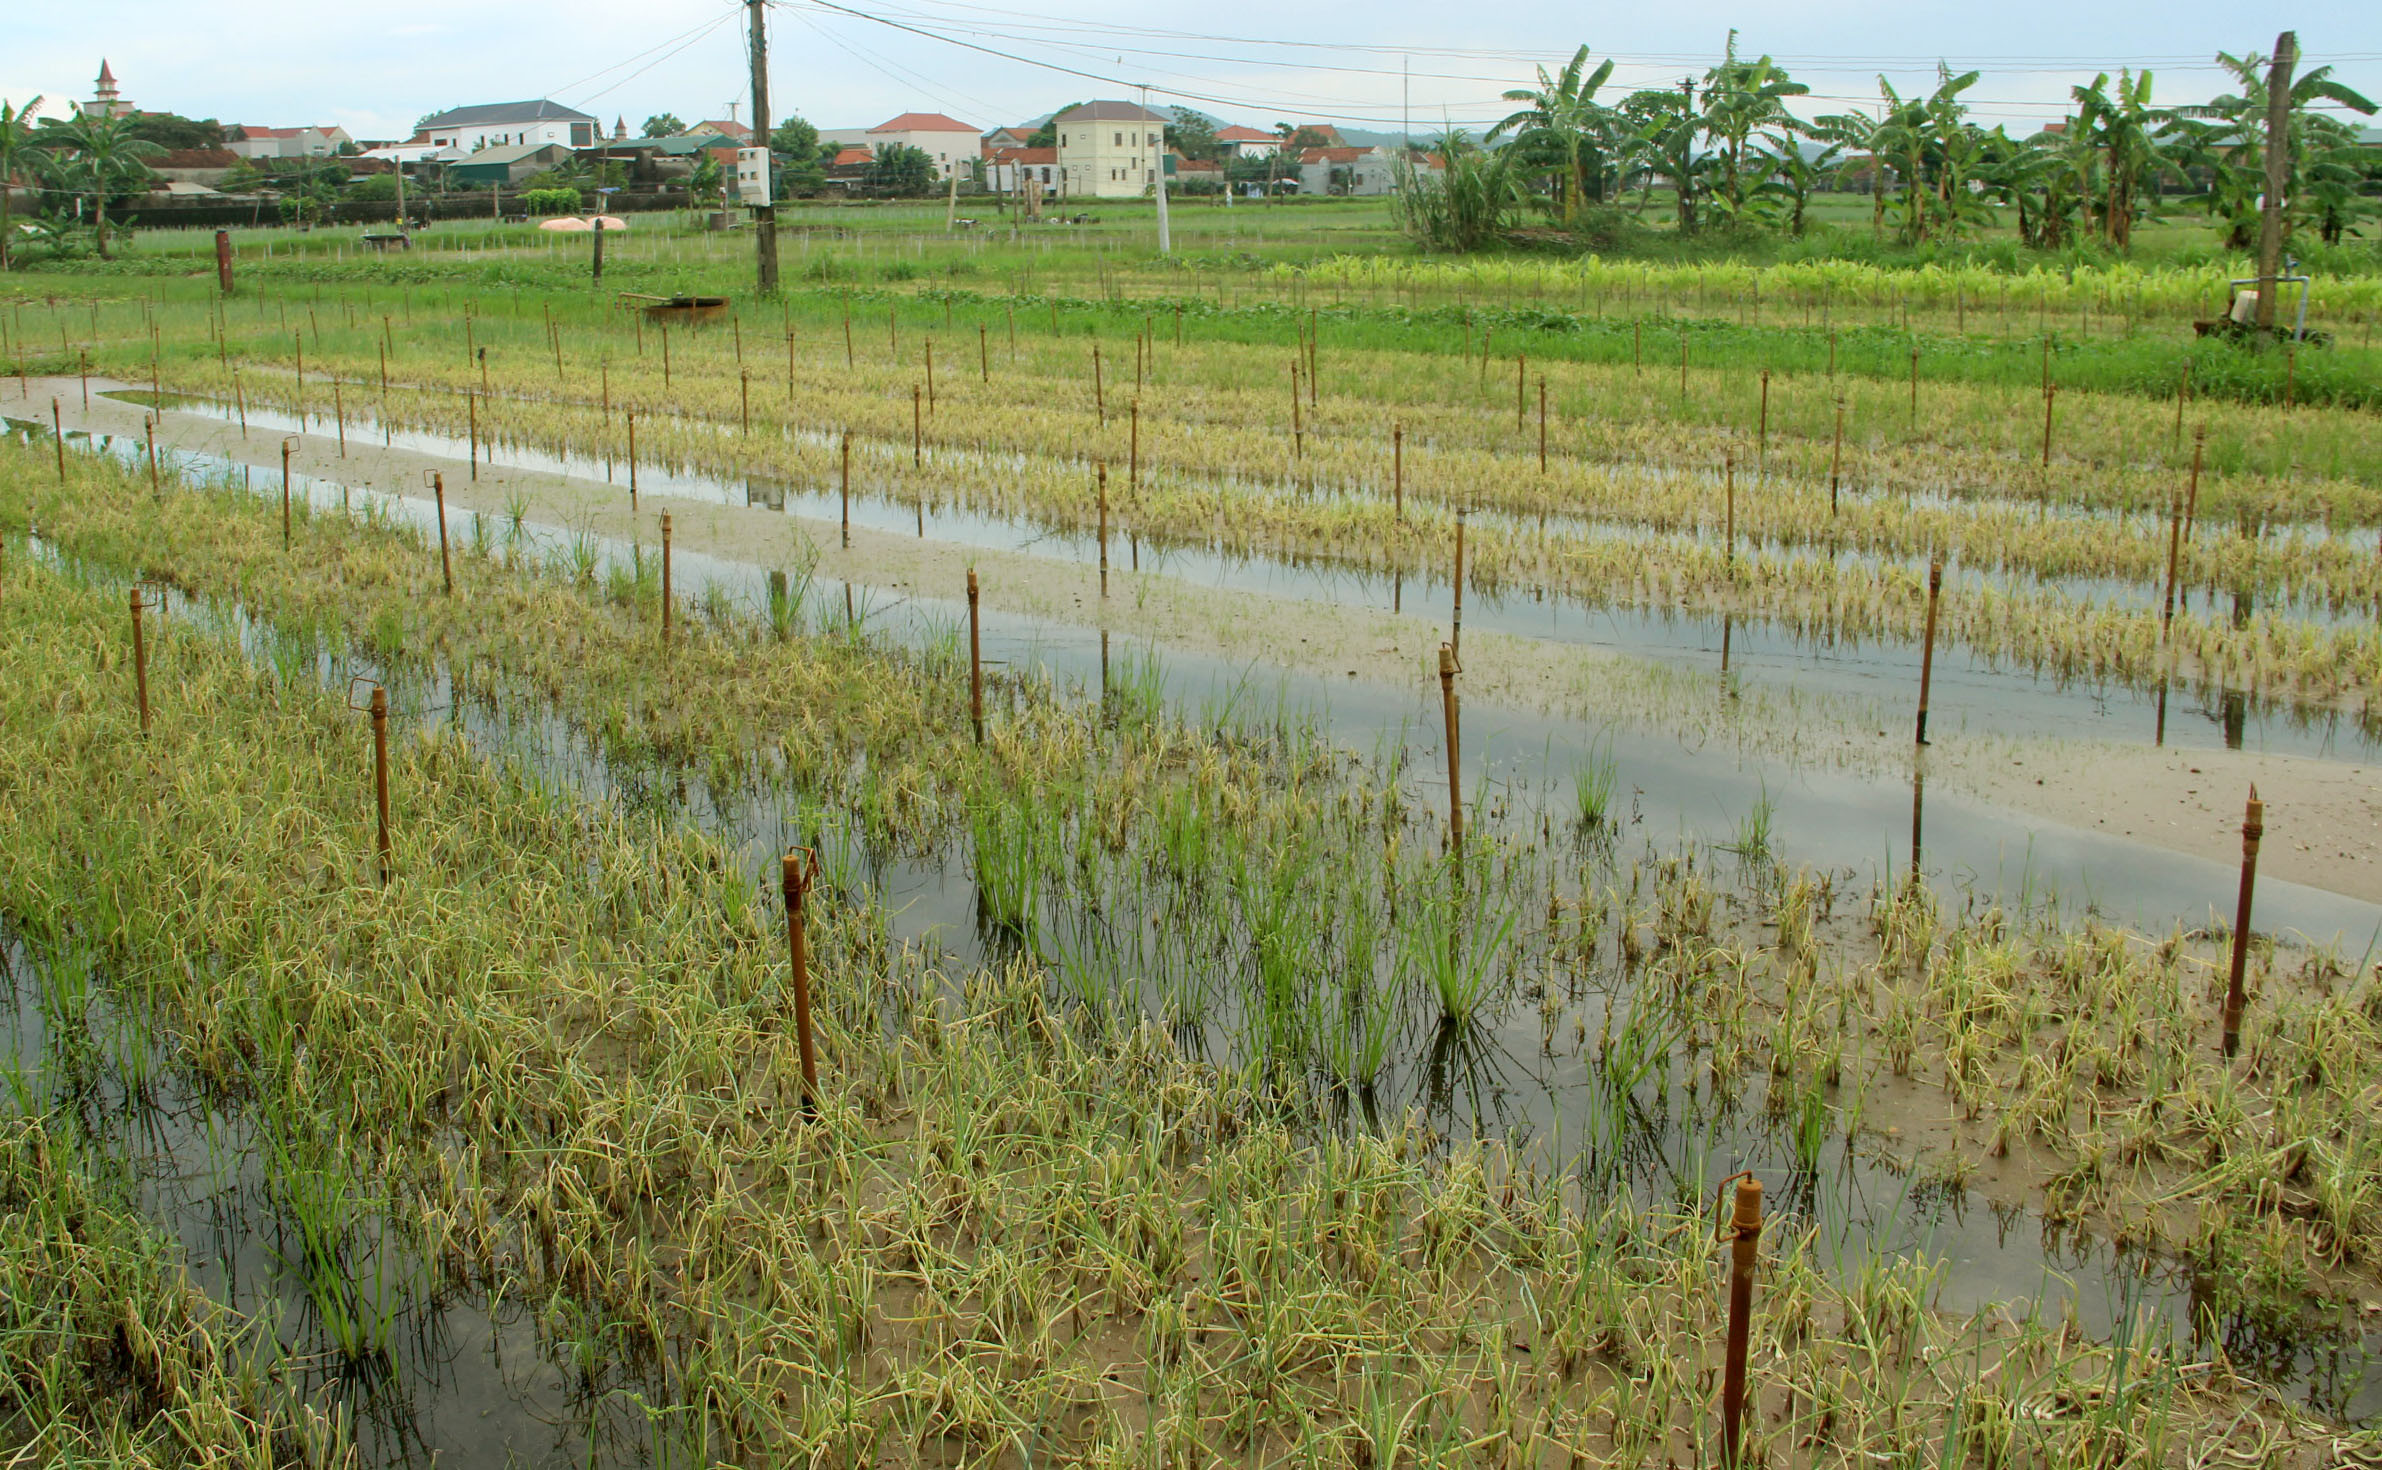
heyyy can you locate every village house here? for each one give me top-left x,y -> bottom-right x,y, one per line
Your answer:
821,113 -> 981,180
1294,145 -> 1440,197
1214,125 -> 1278,158
1053,100 -> 1166,199
983,146 -> 1058,196
372,101 -> 598,163
225,125 -> 354,159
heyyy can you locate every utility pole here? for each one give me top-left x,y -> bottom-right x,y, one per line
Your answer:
1143,84 -> 1170,254
747,0 -> 780,294
2253,31 -> 2297,335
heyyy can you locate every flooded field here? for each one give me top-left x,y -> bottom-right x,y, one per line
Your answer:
3,272 -> 2379,1466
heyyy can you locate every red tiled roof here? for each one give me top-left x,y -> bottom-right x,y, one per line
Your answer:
692,119 -> 751,139
1216,125 -> 1274,141
829,146 -> 874,167
871,112 -> 976,134
990,146 -> 1057,164
236,125 -> 340,138
1299,146 -> 1364,164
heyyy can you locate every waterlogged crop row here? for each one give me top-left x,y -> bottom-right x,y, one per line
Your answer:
3,522 -> 2378,1462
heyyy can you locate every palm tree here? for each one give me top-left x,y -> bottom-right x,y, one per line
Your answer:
1488,45 -> 1618,227
37,110 -> 162,260
0,96 -> 42,271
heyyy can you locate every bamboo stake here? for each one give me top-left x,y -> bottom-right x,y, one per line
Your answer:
1129,401 -> 1140,490
1720,1174 -> 1764,1470
660,512 -> 673,649
1723,453 -> 1735,566
1093,343 -> 1105,424
1757,369 -> 1769,462
1514,353 -> 1525,427
1097,463 -> 1110,598
2221,787 -> 2264,1058
840,432 -> 851,549
2040,383 -> 2057,469
926,340 -> 935,412
967,568 -> 984,745
333,378 -> 345,457
281,439 -> 294,548
468,392 -> 478,483
740,368 -> 750,433
145,414 -> 160,497
1916,555 -> 1944,745
2160,480 -> 2185,632
1392,423 -> 1404,522
782,848 -> 820,1114
1828,398 -> 1844,516
50,398 -> 64,483
1439,642 -> 1462,857
979,323 -> 989,383
913,385 -> 923,468
129,588 -> 153,735
433,472 -> 453,597
626,410 -> 637,509
1452,508 -> 1466,658
1291,363 -> 1303,459
1537,376 -> 1547,472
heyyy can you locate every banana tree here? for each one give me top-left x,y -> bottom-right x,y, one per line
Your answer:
1488,45 -> 1618,227
2173,51 -> 2376,250
2070,69 -> 2177,249
1699,33 -> 1809,222
35,111 -> 161,260
0,96 -> 42,271
1761,131 -> 1841,236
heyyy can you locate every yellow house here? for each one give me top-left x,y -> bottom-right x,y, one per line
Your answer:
1053,100 -> 1167,199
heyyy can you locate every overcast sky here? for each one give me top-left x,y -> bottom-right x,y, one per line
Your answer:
4,0 -> 2375,142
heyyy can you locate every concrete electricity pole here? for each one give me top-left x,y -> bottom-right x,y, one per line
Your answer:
747,0 -> 780,294
2253,31 -> 2297,334
1143,85 -> 1171,254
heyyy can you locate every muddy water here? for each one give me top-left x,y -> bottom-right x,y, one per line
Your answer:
9,422 -> 2382,1442
95,389 -> 2382,766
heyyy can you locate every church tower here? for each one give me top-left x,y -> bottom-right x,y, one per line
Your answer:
78,60 -> 136,119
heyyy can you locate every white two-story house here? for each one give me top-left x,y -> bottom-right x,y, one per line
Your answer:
1053,101 -> 1166,199
373,101 -> 598,163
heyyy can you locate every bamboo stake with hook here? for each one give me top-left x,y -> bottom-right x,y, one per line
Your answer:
433,472 -> 453,597
1439,643 -> 1462,858
967,568 -> 984,745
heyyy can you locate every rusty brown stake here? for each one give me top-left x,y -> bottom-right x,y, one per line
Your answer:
659,513 -> 673,649
782,848 -> 821,1114
1537,376 -> 1548,472
433,472 -> 453,596
626,411 -> 638,509
979,323 -> 989,384
50,398 -> 64,483
281,439 -> 294,548
1916,555 -> 1944,745
1829,398 -> 1845,516
1097,464 -> 1110,598
966,568 -> 984,745
129,588 -> 153,735
370,686 -> 392,883
839,432 -> 852,549
2040,383 -> 2058,470
1392,423 -> 1404,522
144,414 -> 160,496
1720,1174 -> 1765,1470
2221,787 -> 2264,1058
1438,642 -> 1463,858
